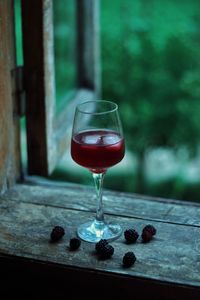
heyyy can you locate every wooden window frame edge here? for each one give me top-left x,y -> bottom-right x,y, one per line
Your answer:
1,177 -> 200,299
0,0 -> 21,192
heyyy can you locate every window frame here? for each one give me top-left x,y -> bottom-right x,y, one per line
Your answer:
21,0 -> 101,176
0,0 -> 21,192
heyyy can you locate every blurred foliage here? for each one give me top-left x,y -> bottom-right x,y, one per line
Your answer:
101,0 -> 200,150
100,0 -> 200,198
14,0 -> 23,65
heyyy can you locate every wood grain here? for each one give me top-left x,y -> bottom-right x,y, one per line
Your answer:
0,180 -> 200,299
0,0 -> 21,192
5,180 -> 200,226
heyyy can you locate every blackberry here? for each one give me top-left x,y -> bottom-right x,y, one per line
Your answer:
99,244 -> 114,259
123,252 -> 136,268
141,229 -> 152,243
95,239 -> 108,254
69,238 -> 81,251
50,226 -> 65,242
143,224 -> 157,236
124,229 -> 139,244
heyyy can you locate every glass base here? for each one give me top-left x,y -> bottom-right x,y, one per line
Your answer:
77,219 -> 122,243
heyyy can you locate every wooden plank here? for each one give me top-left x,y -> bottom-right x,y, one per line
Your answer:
77,0 -> 101,98
0,0 -> 21,192
4,181 -> 200,227
21,0 -> 56,176
0,182 -> 200,296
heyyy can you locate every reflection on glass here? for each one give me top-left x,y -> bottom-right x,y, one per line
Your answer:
53,0 -> 77,112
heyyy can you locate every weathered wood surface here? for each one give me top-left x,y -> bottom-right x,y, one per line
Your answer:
5,179 -> 200,227
0,181 -> 200,299
0,0 -> 21,192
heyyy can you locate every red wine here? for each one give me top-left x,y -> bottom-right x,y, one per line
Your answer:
71,130 -> 125,173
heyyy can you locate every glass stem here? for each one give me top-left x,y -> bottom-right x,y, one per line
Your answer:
93,172 -> 106,223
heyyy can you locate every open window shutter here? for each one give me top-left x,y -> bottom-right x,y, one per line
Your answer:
21,0 -> 100,176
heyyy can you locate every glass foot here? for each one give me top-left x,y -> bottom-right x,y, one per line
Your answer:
77,219 -> 122,243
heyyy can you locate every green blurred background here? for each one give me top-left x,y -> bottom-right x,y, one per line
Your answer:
16,0 -> 200,202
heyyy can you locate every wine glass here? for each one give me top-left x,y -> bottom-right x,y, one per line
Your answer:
71,100 -> 125,242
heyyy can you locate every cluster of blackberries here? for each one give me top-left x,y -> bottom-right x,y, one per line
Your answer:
49,224 -> 157,268
50,226 -> 81,251
95,239 -> 114,259
95,239 -> 136,267
124,224 -> 156,244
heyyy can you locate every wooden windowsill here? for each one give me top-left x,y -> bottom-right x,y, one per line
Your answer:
0,177 -> 200,299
